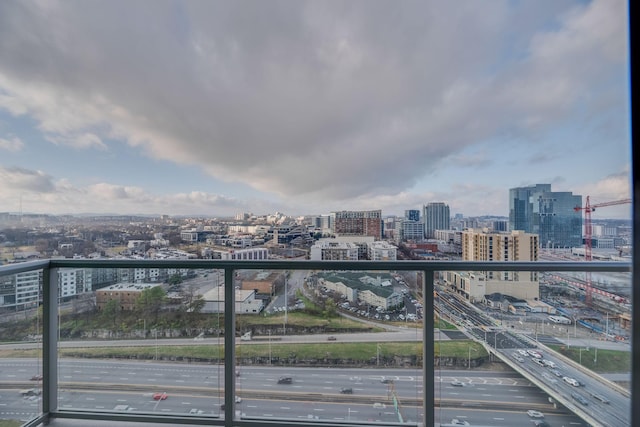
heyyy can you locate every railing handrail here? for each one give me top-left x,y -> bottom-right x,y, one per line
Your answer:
0,257 -> 631,427
0,258 -> 631,276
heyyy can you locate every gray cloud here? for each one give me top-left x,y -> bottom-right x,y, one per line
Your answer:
0,0 -> 628,206
0,166 -> 55,192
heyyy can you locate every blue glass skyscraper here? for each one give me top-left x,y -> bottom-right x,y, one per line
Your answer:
509,184 -> 582,248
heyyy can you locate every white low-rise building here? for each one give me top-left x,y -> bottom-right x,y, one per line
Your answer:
310,240 -> 359,261
201,287 -> 264,314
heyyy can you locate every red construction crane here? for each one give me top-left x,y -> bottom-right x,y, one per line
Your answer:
573,196 -> 631,305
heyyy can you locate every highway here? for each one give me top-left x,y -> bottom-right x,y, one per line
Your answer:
0,360 -> 588,426
436,291 -> 631,427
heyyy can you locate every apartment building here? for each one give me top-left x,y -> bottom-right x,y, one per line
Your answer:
367,241 -> 398,261
95,282 -> 162,311
331,210 -> 382,240
310,240 -> 359,261
446,228 -> 540,302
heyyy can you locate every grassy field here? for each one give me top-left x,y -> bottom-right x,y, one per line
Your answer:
547,344 -> 631,373
0,340 -> 487,363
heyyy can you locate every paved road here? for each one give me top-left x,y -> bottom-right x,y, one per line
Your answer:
0,361 -> 587,426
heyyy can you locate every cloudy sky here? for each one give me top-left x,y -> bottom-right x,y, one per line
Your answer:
0,0 -> 631,219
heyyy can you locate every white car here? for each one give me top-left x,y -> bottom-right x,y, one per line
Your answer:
563,376 -> 580,387
450,419 -> 470,426
527,410 -> 544,418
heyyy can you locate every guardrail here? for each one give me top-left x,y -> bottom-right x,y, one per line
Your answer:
0,258 -> 631,427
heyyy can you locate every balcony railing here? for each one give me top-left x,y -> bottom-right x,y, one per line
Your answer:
0,259 -> 632,427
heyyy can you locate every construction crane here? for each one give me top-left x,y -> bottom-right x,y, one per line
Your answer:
573,196 -> 631,305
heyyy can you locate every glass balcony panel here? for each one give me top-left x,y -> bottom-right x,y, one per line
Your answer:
235,268 -> 424,424
0,268 -> 43,425
435,268 -> 631,427
54,267 -> 225,418
0,260 -> 633,427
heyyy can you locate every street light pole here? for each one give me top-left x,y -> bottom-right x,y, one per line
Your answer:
268,329 -> 272,365
468,346 -> 478,369
284,271 -> 288,335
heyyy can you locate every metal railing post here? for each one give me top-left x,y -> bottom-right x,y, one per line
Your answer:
42,266 -> 59,416
223,267 -> 236,425
423,269 -> 434,427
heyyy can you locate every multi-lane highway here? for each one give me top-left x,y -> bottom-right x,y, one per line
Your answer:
436,291 -> 631,426
0,359 -> 588,426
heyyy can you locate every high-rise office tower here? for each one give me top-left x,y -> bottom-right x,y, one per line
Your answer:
509,184 -> 582,248
332,210 -> 382,240
405,209 -> 420,222
423,202 -> 450,239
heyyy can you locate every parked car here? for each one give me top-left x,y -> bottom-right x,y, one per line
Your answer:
327,336 -> 337,341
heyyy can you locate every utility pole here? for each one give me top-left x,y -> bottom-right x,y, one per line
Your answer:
284,271 -> 288,335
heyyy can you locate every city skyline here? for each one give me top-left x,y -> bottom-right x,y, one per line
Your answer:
0,1 -> 631,219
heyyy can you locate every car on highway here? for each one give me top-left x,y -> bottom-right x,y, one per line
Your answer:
572,392 -> 589,405
449,419 -> 470,426
189,408 -> 204,415
278,376 -> 293,384
30,374 -> 43,381
220,397 -> 241,410
19,388 -> 41,397
339,387 -> 353,394
373,403 -> 386,409
533,358 -> 546,367
380,377 -> 394,384
527,410 -> 544,418
450,380 -> 465,387
527,350 -> 543,359
531,421 -> 551,427
550,369 -> 563,377
563,376 -> 580,387
589,392 -> 610,404
152,392 -> 168,400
